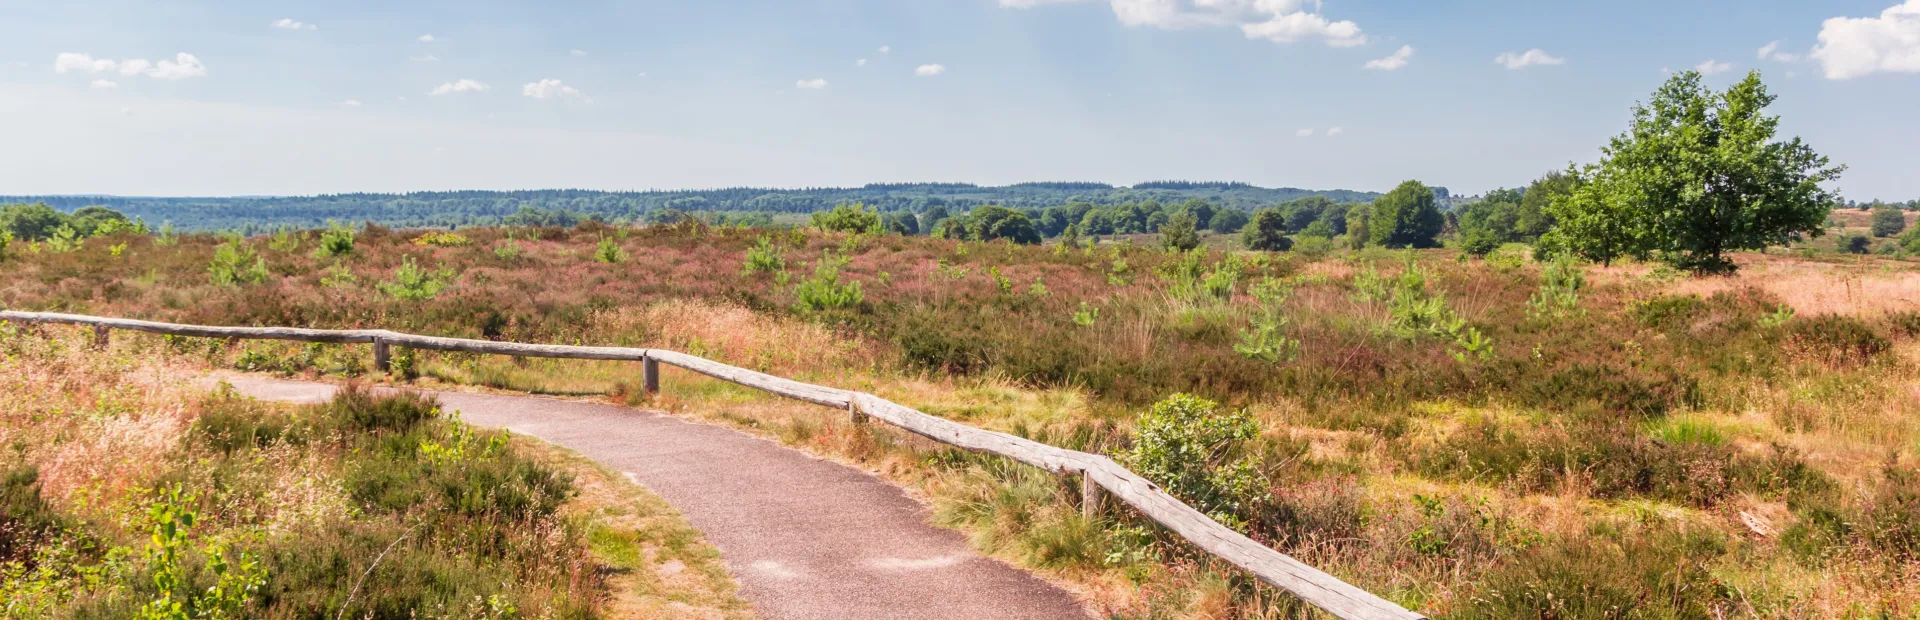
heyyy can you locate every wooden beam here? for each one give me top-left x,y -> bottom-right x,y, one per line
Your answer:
643,357 -> 660,395
372,338 -> 391,374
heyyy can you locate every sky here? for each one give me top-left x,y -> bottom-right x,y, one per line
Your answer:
2,0 -> 1919,199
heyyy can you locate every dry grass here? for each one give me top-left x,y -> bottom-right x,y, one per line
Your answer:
1663,254 -> 1920,317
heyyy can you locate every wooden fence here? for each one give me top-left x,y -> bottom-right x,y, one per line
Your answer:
0,309 -> 1424,620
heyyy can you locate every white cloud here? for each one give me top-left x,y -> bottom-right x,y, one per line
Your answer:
856,58 -> 868,67
342,99 -> 362,107
430,79 -> 489,95
522,78 -> 591,102
878,45 -> 891,54
1364,45 -> 1413,70
1494,49 -> 1565,70
637,72 -> 648,78
1296,128 -> 1314,137
54,52 -> 205,80
1326,126 -> 1344,136
570,49 -> 589,57
1695,59 -> 1734,75
90,79 -> 117,89
1812,0 -> 1920,79
418,34 -> 437,43
271,18 -> 316,31
1756,40 -> 1801,62
796,78 -> 828,89
915,64 -> 947,76
1000,0 -> 1366,48
412,55 -> 440,62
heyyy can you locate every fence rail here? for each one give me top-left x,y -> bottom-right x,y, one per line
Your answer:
0,309 -> 1423,620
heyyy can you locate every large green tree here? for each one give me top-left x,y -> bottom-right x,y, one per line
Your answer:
1542,71 -> 1843,272
965,205 -> 1042,244
1368,180 -> 1444,248
1871,206 -> 1906,238
1240,208 -> 1292,251
1159,210 -> 1202,252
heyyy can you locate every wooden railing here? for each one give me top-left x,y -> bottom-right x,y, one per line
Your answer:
0,309 -> 1423,620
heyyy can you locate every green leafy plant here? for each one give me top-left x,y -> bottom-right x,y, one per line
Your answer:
1124,394 -> 1265,530
208,235 -> 270,287
377,257 -> 451,301
315,221 -> 355,257
1235,277 -> 1301,363
1072,302 -> 1099,327
1526,255 -> 1586,320
45,225 -> 83,253
593,235 -> 626,264
152,222 -> 180,247
492,239 -> 523,261
1759,304 -> 1796,329
0,230 -> 11,262
137,486 -> 266,620
267,227 -> 303,252
810,202 -> 883,234
742,235 -> 786,276
794,251 -> 863,312
412,231 -> 471,247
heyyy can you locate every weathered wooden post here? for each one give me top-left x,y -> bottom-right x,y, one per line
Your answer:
372,337 -> 391,373
642,356 -> 660,396
1080,470 -> 1104,519
92,324 -> 110,350
849,397 -> 869,426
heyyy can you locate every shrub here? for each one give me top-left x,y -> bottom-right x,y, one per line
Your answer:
1526,255 -> 1585,320
593,235 -> 626,264
1871,206 -> 1907,237
1629,294 -> 1703,329
1457,228 -> 1500,256
811,203 -> 882,234
0,230 -> 11,262
325,383 -> 440,432
793,251 -> 863,313
376,257 -> 450,301
1208,209 -> 1249,234
1158,210 -> 1201,252
208,235 -> 270,287
1521,364 -> 1699,418
268,227 -> 302,252
1844,234 -> 1872,254
742,235 -> 786,276
491,239 -> 523,261
412,231 -> 471,247
1783,315 -> 1889,367
1124,394 -> 1265,530
316,221 -> 355,257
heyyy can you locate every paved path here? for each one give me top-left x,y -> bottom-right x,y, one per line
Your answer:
216,376 -> 1089,620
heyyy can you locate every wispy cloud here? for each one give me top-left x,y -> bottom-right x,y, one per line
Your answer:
856,58 -> 868,67
915,64 -> 946,76
271,18 -> 316,31
1757,40 -> 1801,62
1494,49 -> 1565,70
54,52 -> 206,80
418,34 -> 437,43
878,45 -> 891,54
1000,0 -> 1366,48
90,79 -> 117,89
796,78 -> 828,89
569,49 -> 589,57
1695,59 -> 1734,75
522,78 -> 592,102
1326,126 -> 1345,136
341,99 -> 362,107
1364,45 -> 1414,71
429,79 -> 489,95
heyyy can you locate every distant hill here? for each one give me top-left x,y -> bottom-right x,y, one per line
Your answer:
0,182 -> 1386,231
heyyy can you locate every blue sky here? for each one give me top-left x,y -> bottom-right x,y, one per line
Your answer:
2,0 -> 1918,199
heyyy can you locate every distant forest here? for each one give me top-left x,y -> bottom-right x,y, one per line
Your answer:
0,182 -> 1391,232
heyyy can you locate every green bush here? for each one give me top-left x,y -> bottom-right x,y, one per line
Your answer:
1871,206 -> 1907,237
810,203 -> 882,234
1124,394 -> 1264,530
208,234 -> 270,287
1241,208 -> 1292,252
793,251 -> 863,313
593,235 -> 626,264
741,235 -> 786,276
376,257 -> 450,301
316,221 -> 355,257
1629,294 -> 1704,329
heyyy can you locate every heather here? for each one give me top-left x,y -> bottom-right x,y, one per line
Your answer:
4,219 -> 1919,616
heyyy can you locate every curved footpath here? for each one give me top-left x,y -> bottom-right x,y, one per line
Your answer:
216,375 -> 1090,620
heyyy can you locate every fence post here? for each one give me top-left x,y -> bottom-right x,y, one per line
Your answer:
1080,471 -> 1104,519
92,324 -> 110,350
643,357 -> 660,396
372,337 -> 391,373
849,397 -> 869,426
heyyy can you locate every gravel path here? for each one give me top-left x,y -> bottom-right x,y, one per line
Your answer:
215,375 -> 1090,620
